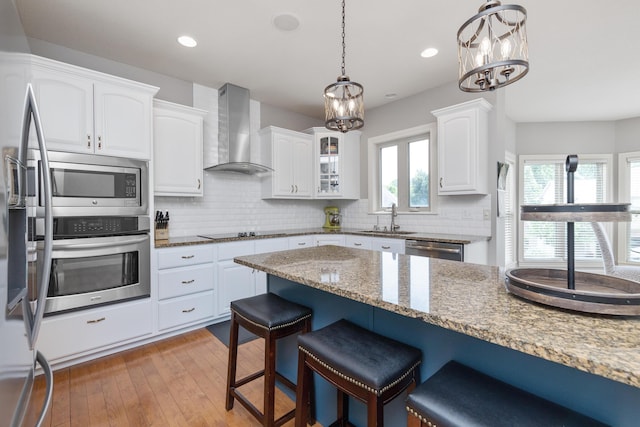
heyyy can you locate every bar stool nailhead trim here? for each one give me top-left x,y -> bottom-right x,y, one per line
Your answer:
299,345 -> 421,396
235,310 -> 312,332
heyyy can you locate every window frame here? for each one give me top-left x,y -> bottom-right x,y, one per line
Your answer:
367,123 -> 437,214
617,151 -> 640,265
517,153 -> 613,268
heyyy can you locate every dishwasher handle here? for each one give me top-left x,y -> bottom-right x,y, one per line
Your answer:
407,244 -> 461,254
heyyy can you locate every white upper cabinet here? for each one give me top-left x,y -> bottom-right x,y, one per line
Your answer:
30,56 -> 158,159
432,99 -> 492,195
305,127 -> 361,199
153,100 -> 207,196
260,126 -> 313,199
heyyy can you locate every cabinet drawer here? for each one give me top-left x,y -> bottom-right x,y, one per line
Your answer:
217,240 -> 254,262
289,235 -> 315,249
157,245 -> 214,269
158,264 -> 214,300
39,300 -> 153,361
371,238 -> 405,254
158,291 -> 215,331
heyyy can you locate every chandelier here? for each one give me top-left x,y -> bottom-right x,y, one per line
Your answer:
324,0 -> 364,132
457,0 -> 529,92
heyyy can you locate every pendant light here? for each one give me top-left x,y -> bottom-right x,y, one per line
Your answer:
324,0 -> 364,133
457,0 -> 529,92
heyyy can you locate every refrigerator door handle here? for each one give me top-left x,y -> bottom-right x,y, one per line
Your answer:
34,351 -> 53,427
21,84 -> 53,348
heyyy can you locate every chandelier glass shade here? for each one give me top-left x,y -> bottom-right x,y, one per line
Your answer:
324,0 -> 364,132
457,0 -> 529,92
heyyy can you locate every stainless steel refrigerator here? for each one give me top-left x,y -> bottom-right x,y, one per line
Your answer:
1,1 -> 54,425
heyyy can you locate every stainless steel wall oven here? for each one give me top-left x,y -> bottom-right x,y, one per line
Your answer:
27,150 -> 151,315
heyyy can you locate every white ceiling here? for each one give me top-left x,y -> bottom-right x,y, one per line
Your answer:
15,0 -> 640,123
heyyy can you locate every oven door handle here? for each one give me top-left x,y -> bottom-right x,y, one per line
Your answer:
51,234 -> 149,250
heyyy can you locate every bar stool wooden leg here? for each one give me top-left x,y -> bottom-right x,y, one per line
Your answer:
264,331 -> 277,427
294,350 -> 311,427
225,311 -> 240,411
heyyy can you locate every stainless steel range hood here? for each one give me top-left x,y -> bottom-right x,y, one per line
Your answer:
205,83 -> 272,175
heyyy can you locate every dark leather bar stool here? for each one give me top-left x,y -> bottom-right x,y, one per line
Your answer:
405,361 -> 609,427
295,319 -> 422,427
225,293 -> 313,427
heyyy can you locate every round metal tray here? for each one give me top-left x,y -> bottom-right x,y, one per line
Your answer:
505,268 -> 640,316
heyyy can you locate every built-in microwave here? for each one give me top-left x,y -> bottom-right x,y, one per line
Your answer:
27,150 -> 148,217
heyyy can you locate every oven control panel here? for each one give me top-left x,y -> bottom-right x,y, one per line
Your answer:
48,216 -> 150,238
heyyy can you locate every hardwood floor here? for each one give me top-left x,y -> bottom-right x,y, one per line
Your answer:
24,328 -> 298,427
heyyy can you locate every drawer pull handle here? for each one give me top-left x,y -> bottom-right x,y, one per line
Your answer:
298,242 -> 306,246
381,245 -> 391,249
354,243 -> 362,246
181,255 -> 194,259
89,295 -> 102,301
181,279 -> 195,284
86,317 -> 106,324
182,307 -> 195,313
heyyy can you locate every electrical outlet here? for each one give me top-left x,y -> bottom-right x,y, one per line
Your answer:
483,209 -> 491,220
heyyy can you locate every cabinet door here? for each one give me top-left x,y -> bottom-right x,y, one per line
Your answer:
317,134 -> 341,197
94,81 -> 152,159
437,109 -> 477,193
153,103 -> 204,196
291,137 -> 313,197
434,99 -> 491,195
271,134 -> 296,196
31,67 -> 94,153
217,260 -> 255,316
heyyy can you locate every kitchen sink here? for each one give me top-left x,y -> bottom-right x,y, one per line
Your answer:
358,230 -> 416,235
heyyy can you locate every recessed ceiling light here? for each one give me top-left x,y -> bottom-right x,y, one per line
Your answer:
177,35 -> 197,48
273,13 -> 300,31
420,47 -> 438,58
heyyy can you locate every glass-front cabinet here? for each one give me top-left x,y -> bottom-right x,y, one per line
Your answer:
306,128 -> 361,199
319,134 -> 340,195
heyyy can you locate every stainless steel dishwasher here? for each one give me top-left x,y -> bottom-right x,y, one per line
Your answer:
405,240 -> 464,261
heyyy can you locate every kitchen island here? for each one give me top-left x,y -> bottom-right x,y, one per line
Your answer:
235,245 -> 640,426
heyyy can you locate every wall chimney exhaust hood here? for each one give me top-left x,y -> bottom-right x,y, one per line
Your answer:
205,83 -> 272,175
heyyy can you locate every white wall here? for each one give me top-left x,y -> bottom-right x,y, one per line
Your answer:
615,117 -> 640,153
516,121 -> 616,155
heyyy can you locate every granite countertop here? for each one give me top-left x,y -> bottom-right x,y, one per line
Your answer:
154,227 -> 489,248
234,245 -> 640,389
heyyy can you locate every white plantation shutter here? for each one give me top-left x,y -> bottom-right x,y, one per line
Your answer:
504,154 -> 516,267
624,155 -> 640,263
520,155 -> 610,265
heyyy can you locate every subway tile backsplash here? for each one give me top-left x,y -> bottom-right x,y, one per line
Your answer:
154,177 -> 492,237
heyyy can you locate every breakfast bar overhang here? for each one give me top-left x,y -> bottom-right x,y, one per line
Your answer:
234,245 -> 640,426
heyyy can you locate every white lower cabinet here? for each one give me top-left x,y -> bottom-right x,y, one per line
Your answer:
157,244 -> 215,331
216,241 -> 257,317
315,234 -> 345,246
370,237 -> 405,254
254,238 -> 289,294
289,235 -> 315,249
157,291 -> 215,331
38,299 -> 153,362
345,235 -> 372,250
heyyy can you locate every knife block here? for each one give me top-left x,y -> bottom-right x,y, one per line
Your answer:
155,227 -> 169,241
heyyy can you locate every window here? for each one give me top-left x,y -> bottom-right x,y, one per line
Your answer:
504,152 -> 517,268
618,152 -> 640,264
368,124 -> 436,213
518,154 -> 612,267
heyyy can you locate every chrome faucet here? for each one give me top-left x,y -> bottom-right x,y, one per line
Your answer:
390,203 -> 400,232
